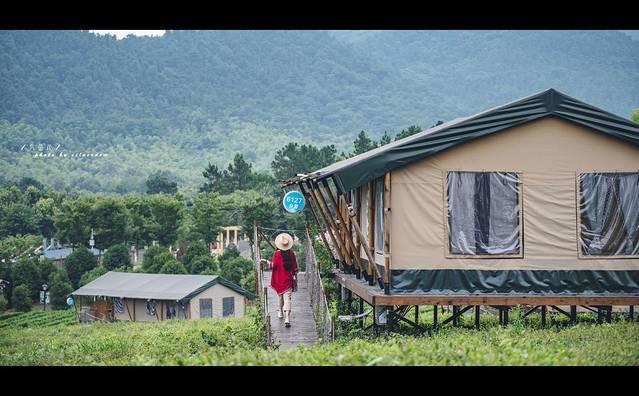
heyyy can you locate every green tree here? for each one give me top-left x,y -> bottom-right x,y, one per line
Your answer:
64,246 -> 97,289
39,259 -> 58,285
191,193 -> 225,244
182,240 -> 209,272
219,256 -> 253,286
0,203 -> 38,238
379,131 -> 392,146
11,257 -> 41,299
79,266 -> 107,287
49,269 -> 73,310
226,153 -> 255,192
270,142 -> 337,181
54,196 -> 94,247
141,245 -> 166,273
146,171 -> 178,194
148,194 -> 183,246
159,258 -> 187,274
35,197 -> 56,239
123,194 -> 157,248
102,243 -> 131,271
394,125 -> 422,141
12,284 -> 31,312
91,197 -> 128,250
200,163 -> 227,194
188,255 -> 216,274
632,108 -> 639,123
352,130 -> 378,155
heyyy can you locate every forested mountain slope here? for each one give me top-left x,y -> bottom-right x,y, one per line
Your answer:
1,30 -> 637,194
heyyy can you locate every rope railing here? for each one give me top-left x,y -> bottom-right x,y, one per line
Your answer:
254,221 -> 272,347
304,226 -> 334,343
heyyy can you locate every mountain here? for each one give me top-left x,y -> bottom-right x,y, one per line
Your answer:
1,30 -> 638,194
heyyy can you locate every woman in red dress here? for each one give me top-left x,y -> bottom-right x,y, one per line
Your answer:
268,232 -> 298,327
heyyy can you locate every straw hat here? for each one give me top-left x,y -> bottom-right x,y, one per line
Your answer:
274,232 -> 293,251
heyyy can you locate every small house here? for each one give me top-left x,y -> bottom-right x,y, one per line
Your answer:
72,272 -> 255,322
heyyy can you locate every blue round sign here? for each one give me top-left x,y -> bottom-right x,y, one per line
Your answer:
283,190 -> 305,213
66,296 -> 74,306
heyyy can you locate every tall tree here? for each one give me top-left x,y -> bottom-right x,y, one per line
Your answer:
352,130 -> 378,155
200,162 -> 226,193
379,131 -> 392,146
145,171 -> 178,194
394,125 -> 423,141
191,192 -> 226,245
64,246 -> 97,289
123,194 -> 157,248
54,196 -> 94,247
90,197 -> 128,250
102,243 -> 131,271
148,194 -> 183,246
226,153 -> 255,192
271,142 -> 337,181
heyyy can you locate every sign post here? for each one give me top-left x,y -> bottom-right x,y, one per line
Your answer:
282,190 -> 305,214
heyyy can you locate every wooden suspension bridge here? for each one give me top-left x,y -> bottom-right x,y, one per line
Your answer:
253,222 -> 334,350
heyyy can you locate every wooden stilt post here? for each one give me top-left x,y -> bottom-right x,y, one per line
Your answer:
433,305 -> 438,328
606,306 -> 612,323
383,172 -> 392,294
368,181 -> 378,286
570,305 -> 577,324
359,298 -> 364,328
541,305 -> 547,327
630,305 -> 634,321
415,305 -> 419,325
503,307 -> 509,326
319,180 -> 366,276
452,305 -> 459,326
475,305 -> 480,329
305,180 -> 349,269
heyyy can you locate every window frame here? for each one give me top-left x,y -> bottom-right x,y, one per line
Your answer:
576,171 -> 639,260
199,298 -> 213,318
222,296 -> 235,317
443,170 -> 524,259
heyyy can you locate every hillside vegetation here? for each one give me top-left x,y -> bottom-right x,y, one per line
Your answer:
1,309 -> 636,365
1,30 -> 638,194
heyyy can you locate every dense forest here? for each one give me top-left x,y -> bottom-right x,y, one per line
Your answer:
1,30 -> 638,194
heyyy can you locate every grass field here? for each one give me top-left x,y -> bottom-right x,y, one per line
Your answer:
1,307 -> 637,366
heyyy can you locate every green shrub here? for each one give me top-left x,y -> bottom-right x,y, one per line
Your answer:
189,255 -> 217,274
12,284 -> 32,312
49,272 -> 73,310
159,259 -> 187,274
65,246 -> 97,289
0,295 -> 7,312
102,244 -> 131,271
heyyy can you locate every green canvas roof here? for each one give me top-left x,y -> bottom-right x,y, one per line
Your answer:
286,89 -> 639,193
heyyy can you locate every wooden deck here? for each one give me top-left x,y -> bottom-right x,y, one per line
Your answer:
263,271 -> 318,350
334,271 -> 639,306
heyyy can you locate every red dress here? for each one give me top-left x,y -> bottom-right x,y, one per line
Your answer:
270,249 -> 298,294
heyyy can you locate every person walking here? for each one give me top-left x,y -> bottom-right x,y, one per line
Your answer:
268,232 -> 298,327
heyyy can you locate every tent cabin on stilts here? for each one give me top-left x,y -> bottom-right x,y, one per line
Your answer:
282,88 -> 639,332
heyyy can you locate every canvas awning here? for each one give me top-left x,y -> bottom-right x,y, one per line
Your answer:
284,88 -> 639,193
72,272 -> 255,303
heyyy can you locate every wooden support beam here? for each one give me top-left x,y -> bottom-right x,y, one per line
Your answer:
305,181 -> 349,268
415,305 -> 419,325
299,184 -> 336,263
570,305 -> 577,324
630,305 -> 634,321
606,305 -> 612,323
541,305 -> 547,327
475,305 -> 480,329
383,172 -> 391,294
340,193 -> 380,283
368,181 -> 376,285
319,180 -> 366,276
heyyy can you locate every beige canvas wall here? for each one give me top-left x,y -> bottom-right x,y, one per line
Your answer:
189,284 -> 245,319
389,115 -> 639,271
